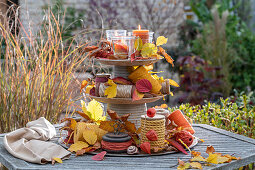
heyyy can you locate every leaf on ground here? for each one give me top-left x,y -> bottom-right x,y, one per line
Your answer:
104,79 -> 117,98
68,141 -> 89,152
223,154 -> 241,162
124,121 -> 136,133
206,145 -> 215,154
156,36 -> 168,46
169,79 -> 179,87
217,155 -> 230,164
190,155 -> 206,162
190,162 -> 202,169
107,110 -> 120,120
52,157 -> 62,164
83,130 -> 97,145
91,151 -> 107,161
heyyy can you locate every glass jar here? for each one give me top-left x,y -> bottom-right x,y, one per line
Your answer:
106,30 -> 127,41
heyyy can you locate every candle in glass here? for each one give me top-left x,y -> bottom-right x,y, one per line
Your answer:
132,25 -> 149,44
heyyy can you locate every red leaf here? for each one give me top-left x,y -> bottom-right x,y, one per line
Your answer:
140,142 -> 151,154
167,139 -> 188,155
112,77 -> 133,85
135,79 -> 152,93
91,151 -> 107,161
146,130 -> 158,141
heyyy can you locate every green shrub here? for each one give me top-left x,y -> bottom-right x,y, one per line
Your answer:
169,96 -> 255,139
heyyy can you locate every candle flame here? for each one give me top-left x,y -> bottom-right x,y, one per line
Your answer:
138,25 -> 141,30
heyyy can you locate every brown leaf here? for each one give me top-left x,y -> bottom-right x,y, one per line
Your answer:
107,110 -> 120,120
136,127 -> 141,134
191,151 -> 201,157
120,113 -> 130,122
76,147 -> 93,156
206,145 -> 215,154
124,121 -> 137,133
84,46 -> 99,52
76,111 -> 91,120
99,121 -> 116,132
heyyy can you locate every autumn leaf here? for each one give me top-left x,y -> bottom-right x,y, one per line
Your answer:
140,142 -> 151,154
76,111 -> 91,120
68,141 -> 89,152
91,151 -> 107,161
132,88 -> 145,101
104,79 -> 117,98
190,155 -> 206,162
76,147 -> 94,156
141,43 -> 158,58
107,110 -> 120,120
156,36 -> 168,46
74,122 -> 87,143
206,153 -> 219,164
80,80 -> 88,92
191,151 -> 201,157
85,85 -> 94,94
83,130 -> 97,145
190,162 -> 202,169
169,79 -> 179,87
99,121 -> 116,132
217,156 -> 230,164
120,113 -> 130,122
134,37 -> 143,51
158,46 -> 174,67
52,157 -> 62,164
223,154 -> 240,162
177,159 -> 190,170
124,121 -> 137,133
206,145 -> 215,154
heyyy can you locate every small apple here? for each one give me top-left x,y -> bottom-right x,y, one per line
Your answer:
147,108 -> 156,117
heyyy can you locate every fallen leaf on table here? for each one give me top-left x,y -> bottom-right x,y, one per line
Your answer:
156,36 -> 168,46
91,151 -> 107,161
223,154 -> 241,162
104,79 -> 117,98
177,159 -> 190,170
191,151 -> 201,157
68,141 -> 89,152
83,130 -> 97,145
52,157 -> 62,164
206,145 -> 215,154
190,155 -> 206,162
206,153 -> 219,164
190,162 -> 202,169
217,155 -> 230,164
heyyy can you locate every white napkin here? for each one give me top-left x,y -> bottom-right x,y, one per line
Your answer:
4,117 -> 71,164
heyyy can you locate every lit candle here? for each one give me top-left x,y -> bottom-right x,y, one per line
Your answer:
132,25 -> 149,44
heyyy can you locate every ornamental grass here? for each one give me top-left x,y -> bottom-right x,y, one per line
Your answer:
0,7 -> 88,133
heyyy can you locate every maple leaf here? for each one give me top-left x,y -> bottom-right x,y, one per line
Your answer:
141,43 -> 158,58
206,145 -> 215,154
91,151 -> 107,161
124,121 -> 137,133
83,130 -> 98,145
134,37 -> 143,51
68,141 -> 89,152
190,162 -> 202,169
107,110 -> 120,120
158,46 -> 174,67
52,157 -> 62,164
169,79 -> 179,87
104,79 -> 117,98
156,36 -> 168,46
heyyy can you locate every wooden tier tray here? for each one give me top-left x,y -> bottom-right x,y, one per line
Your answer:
58,137 -> 199,157
95,58 -> 160,66
89,95 -> 165,104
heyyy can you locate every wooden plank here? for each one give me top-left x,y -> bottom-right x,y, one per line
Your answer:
0,124 -> 254,170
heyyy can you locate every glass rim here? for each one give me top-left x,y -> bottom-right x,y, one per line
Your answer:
111,36 -> 136,40
106,30 -> 127,33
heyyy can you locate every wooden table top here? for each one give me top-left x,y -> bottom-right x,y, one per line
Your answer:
0,124 -> 255,170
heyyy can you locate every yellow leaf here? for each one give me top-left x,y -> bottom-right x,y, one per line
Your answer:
141,43 -> 157,57
217,156 -> 230,164
156,36 -> 168,46
70,119 -> 77,130
104,79 -> 117,98
52,157 -> 62,164
80,80 -> 88,92
85,85 -> 94,94
83,129 -> 97,145
68,141 -> 89,152
170,92 -> 174,96
169,79 -> 179,87
206,153 -> 219,164
190,162 -> 202,169
190,155 -> 206,162
134,37 -> 143,51
74,122 -> 87,143
177,163 -> 190,170
87,99 -> 106,122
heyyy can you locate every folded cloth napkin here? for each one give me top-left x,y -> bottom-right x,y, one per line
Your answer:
4,117 -> 71,164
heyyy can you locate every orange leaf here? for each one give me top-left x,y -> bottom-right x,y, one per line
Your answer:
132,89 -> 144,101
158,47 -> 174,67
76,111 -> 91,120
120,113 -> 130,122
83,130 -> 97,145
191,151 -> 201,157
99,121 -> 116,132
206,145 -> 215,154
76,147 -> 94,156
80,80 -> 88,92
160,104 -> 168,108
124,121 -> 136,133
107,110 -> 120,120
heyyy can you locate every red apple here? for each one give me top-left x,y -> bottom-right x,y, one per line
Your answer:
147,108 -> 156,117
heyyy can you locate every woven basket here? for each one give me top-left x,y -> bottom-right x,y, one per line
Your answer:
141,115 -> 165,147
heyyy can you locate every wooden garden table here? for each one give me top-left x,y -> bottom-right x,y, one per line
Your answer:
0,124 -> 255,170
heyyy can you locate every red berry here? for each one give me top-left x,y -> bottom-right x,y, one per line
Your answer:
147,108 -> 156,117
